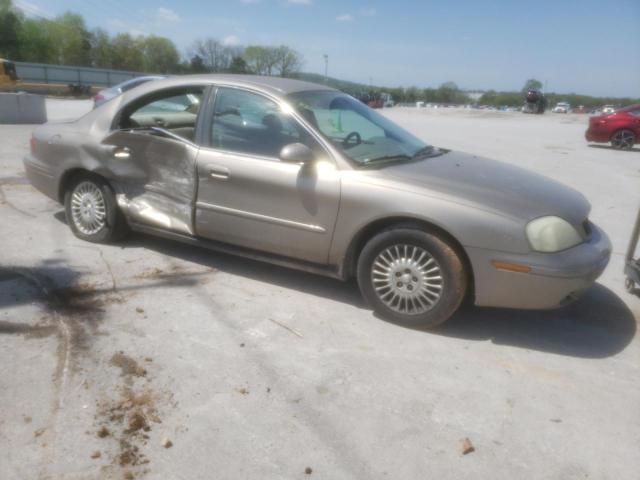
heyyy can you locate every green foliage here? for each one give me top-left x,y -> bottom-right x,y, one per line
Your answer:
228,56 -> 248,74
110,33 -> 144,71
522,78 -> 543,93
189,55 -> 207,73
141,35 -> 179,73
0,0 -> 21,59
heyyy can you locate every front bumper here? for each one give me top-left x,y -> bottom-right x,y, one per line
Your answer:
585,126 -> 609,143
467,223 -> 612,309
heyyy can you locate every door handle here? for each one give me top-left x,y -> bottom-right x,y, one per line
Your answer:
113,146 -> 131,159
208,167 -> 230,180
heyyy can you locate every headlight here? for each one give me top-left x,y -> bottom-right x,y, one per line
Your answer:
526,216 -> 583,252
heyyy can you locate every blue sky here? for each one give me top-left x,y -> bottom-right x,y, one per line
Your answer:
14,0 -> 640,97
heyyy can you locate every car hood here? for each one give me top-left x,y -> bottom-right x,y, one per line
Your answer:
366,151 -> 590,225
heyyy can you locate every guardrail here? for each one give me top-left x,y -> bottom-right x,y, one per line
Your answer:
14,62 -> 143,88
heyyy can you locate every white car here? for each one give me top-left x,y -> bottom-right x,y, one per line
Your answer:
602,105 -> 616,114
552,102 -> 571,113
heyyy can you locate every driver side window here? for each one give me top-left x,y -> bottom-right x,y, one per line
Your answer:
209,87 -> 320,158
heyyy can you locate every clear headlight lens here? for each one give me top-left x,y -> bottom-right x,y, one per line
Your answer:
526,216 -> 583,252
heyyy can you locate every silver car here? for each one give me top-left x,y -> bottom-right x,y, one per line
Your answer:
24,75 -> 611,327
93,75 -> 165,108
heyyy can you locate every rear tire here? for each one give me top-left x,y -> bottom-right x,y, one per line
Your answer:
64,173 -> 128,243
357,228 -> 467,328
610,129 -> 636,150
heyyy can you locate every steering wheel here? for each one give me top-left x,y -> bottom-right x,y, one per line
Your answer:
342,131 -> 362,148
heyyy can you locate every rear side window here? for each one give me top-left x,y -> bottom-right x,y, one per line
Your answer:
209,87 -> 320,159
630,109 -> 640,117
116,87 -> 204,142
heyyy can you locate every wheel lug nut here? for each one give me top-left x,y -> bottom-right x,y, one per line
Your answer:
396,282 -> 403,287
407,285 -> 413,291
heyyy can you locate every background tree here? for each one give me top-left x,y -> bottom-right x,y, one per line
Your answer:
192,38 -> 231,72
17,18 -> 52,63
89,28 -> 112,68
49,12 -> 92,65
0,0 -> 22,60
522,78 -> 543,93
243,46 -> 278,75
110,33 -> 144,71
228,56 -> 248,74
141,35 -> 179,73
272,45 -> 303,77
189,54 -> 207,73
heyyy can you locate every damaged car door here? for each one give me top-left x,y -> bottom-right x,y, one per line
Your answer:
100,87 -> 205,235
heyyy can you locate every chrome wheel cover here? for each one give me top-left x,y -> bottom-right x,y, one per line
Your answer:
612,130 -> 634,149
70,181 -> 107,235
371,244 -> 443,314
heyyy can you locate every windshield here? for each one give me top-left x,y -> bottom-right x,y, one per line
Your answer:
287,90 -> 432,165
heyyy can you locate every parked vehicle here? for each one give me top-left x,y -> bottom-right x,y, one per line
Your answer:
522,89 -> 546,114
552,102 -> 571,113
585,104 -> 640,150
0,58 -> 18,86
24,75 -> 611,327
93,76 -> 165,108
602,105 -> 616,114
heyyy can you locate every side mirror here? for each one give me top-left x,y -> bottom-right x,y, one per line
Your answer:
279,142 -> 315,164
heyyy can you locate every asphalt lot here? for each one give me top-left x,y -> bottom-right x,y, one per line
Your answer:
1,100 -> 639,480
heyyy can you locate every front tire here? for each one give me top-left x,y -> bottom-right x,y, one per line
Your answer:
357,228 -> 467,328
64,173 -> 128,243
611,129 -> 636,150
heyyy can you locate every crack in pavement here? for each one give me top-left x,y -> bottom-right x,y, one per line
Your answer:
0,184 -> 36,218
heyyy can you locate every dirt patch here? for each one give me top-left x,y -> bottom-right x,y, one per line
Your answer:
0,320 -> 57,339
95,353 -> 176,479
110,353 -> 147,378
95,385 -> 164,477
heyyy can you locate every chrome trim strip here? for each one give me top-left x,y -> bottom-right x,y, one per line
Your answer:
196,201 -> 326,233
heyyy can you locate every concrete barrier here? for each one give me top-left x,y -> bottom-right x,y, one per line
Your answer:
0,93 -> 47,124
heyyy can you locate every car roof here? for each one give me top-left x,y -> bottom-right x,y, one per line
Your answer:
119,75 -> 165,85
125,74 -> 337,99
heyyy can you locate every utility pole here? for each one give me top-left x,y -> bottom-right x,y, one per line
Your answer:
323,54 -> 328,83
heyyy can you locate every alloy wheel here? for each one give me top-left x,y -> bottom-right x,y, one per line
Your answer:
371,244 -> 444,314
611,130 -> 635,150
70,181 -> 107,235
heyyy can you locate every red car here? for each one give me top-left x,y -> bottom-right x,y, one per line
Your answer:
585,104 -> 640,150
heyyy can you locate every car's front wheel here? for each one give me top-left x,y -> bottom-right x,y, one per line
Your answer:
64,173 -> 128,243
357,228 -> 468,328
610,129 -> 636,150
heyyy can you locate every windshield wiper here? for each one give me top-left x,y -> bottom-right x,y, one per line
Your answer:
411,146 -> 436,159
359,154 -> 412,167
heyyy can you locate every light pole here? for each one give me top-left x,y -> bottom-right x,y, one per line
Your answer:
323,54 -> 328,83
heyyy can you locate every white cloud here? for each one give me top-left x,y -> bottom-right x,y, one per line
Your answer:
14,0 -> 52,19
223,35 -> 241,46
336,14 -> 354,22
359,7 -> 377,17
156,7 -> 180,23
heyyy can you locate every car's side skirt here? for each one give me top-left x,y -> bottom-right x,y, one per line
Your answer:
129,222 -> 346,281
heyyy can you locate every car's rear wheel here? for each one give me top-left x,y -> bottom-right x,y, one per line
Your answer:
610,129 -> 636,150
64,173 -> 128,243
357,228 -> 467,328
